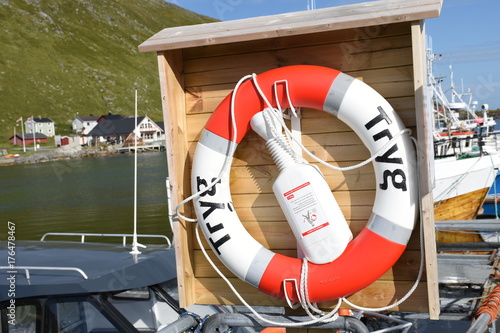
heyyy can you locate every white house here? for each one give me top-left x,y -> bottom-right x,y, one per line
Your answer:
72,115 -> 99,134
86,116 -> 164,146
25,117 -> 55,137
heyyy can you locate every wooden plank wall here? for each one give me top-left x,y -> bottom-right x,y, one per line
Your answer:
165,20 -> 429,313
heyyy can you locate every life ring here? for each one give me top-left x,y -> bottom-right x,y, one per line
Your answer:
191,65 -> 417,303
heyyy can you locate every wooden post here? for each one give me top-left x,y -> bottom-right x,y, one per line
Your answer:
157,50 -> 196,307
411,20 -> 440,320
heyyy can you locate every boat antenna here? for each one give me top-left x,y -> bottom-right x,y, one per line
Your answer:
131,87 -> 144,254
307,0 -> 315,10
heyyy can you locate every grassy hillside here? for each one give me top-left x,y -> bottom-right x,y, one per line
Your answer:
0,0 -> 216,142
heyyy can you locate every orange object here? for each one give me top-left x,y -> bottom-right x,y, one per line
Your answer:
338,309 -> 354,316
476,283 -> 500,324
261,328 -> 286,333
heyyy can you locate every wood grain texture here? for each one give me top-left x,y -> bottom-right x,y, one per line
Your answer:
139,0 -> 443,52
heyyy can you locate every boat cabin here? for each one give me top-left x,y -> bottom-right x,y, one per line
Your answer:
0,239 -> 226,333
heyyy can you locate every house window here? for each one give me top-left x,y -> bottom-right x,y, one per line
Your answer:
143,133 -> 154,140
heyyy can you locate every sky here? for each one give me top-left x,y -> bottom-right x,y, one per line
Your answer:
165,0 -> 500,109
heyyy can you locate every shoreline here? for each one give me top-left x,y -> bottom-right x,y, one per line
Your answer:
0,146 -> 119,166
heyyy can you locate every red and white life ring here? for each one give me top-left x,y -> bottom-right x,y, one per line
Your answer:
191,65 -> 417,303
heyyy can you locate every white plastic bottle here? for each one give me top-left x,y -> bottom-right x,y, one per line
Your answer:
250,111 -> 352,264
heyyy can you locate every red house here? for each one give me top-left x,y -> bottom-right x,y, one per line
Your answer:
9,133 -> 48,146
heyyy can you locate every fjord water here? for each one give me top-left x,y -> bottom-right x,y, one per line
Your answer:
0,152 -> 171,242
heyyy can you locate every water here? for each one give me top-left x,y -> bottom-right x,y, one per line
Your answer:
0,152 -> 171,242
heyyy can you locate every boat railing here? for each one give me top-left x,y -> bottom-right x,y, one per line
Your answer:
40,232 -> 172,248
0,266 -> 88,280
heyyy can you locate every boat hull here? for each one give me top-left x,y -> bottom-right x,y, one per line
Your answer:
435,187 -> 489,243
433,154 -> 500,243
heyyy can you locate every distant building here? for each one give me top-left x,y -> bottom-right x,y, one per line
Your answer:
72,115 -> 99,134
9,133 -> 48,146
25,117 -> 55,137
96,114 -> 124,123
55,135 -> 79,147
86,116 -> 164,146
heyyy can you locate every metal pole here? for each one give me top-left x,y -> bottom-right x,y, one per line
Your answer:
466,313 -> 491,333
158,314 -> 199,333
130,88 -> 141,254
32,116 -> 37,151
21,117 -> 26,152
200,313 -> 369,333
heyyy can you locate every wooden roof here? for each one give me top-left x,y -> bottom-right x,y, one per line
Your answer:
138,0 -> 443,53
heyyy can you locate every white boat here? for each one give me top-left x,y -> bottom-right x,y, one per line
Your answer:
427,40 -> 500,227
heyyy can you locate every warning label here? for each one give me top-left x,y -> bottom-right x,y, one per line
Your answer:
282,182 -> 329,237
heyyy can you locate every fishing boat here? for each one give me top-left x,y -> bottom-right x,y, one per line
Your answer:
427,43 -> 500,243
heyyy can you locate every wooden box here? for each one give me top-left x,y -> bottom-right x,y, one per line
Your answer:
139,0 -> 443,319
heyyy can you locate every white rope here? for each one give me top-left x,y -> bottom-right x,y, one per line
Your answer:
194,223 -> 344,327
174,74 -> 253,223
299,258 -> 340,321
341,136 -> 425,312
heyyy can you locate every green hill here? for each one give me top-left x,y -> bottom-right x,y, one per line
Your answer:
0,0 -> 216,142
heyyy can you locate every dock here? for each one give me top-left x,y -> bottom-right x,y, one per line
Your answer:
116,143 -> 164,153
434,218 -> 500,321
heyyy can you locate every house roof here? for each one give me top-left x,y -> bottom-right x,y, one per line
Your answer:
97,114 -> 124,122
10,133 -> 47,140
78,116 -> 99,122
87,117 -> 146,136
30,117 -> 53,123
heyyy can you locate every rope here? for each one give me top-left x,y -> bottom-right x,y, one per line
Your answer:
194,223 -> 344,328
174,74 -> 253,223
475,283 -> 500,325
341,136 -> 425,312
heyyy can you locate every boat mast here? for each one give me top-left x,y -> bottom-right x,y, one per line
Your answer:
307,0 -> 315,10
131,88 -> 141,254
